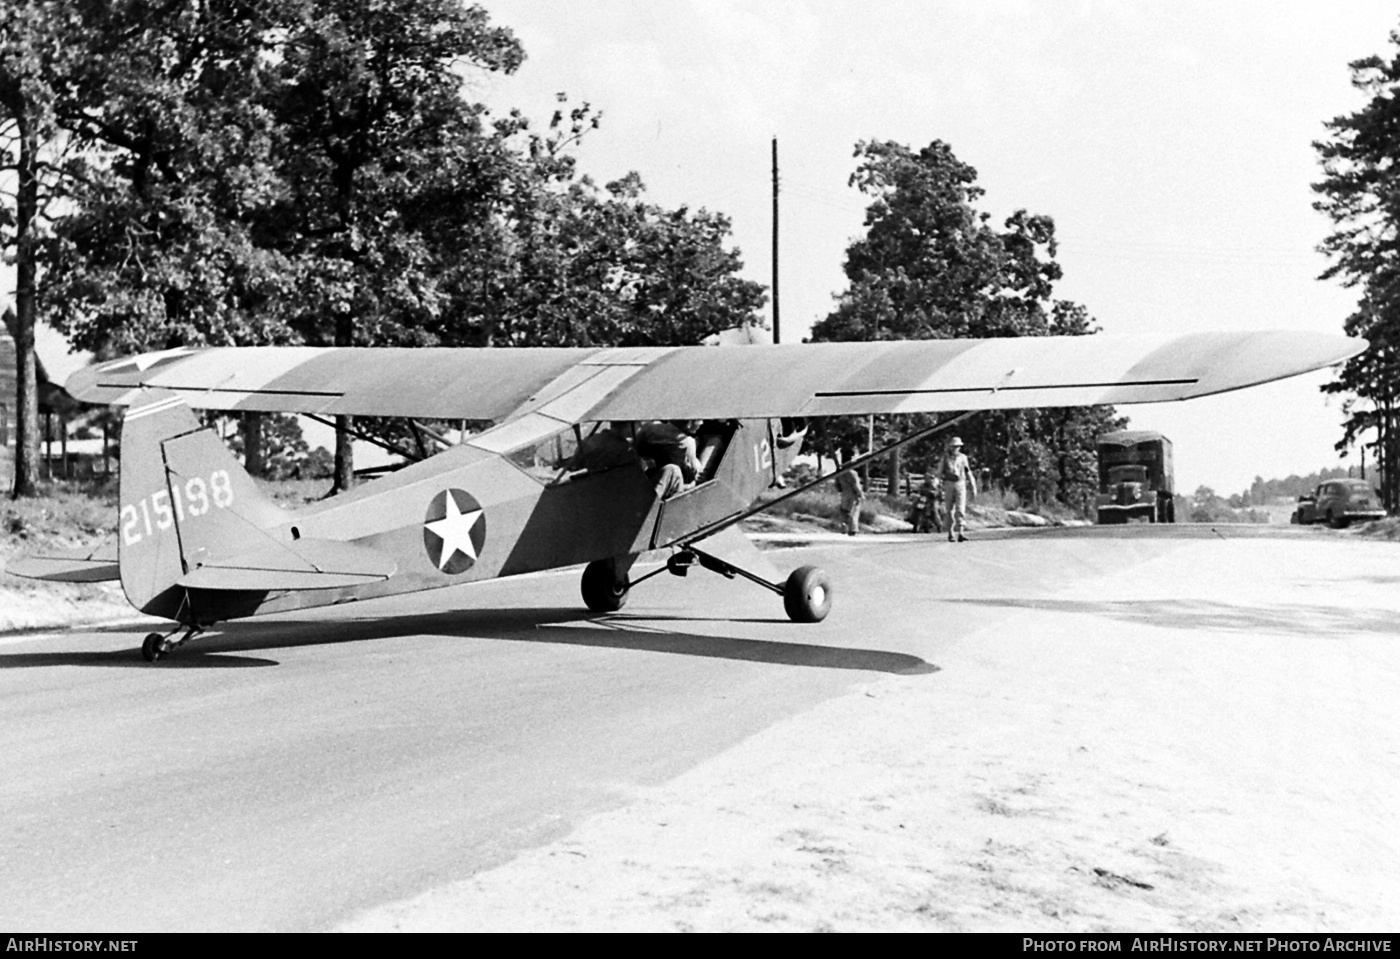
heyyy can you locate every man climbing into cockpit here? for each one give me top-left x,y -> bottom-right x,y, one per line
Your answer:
637,420 -> 703,499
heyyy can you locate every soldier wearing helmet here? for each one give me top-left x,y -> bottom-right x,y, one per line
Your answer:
937,435 -> 977,542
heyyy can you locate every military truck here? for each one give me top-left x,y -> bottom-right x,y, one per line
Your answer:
1096,431 -> 1174,524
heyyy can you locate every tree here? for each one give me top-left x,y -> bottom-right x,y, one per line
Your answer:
475,167 -> 765,349
224,412 -> 326,480
14,1 -> 767,495
1313,28 -> 1400,512
261,0 -> 524,492
810,139 -> 1121,512
24,2 -> 301,480
0,2 -> 86,497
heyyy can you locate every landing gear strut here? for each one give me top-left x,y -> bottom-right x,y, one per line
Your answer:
141,625 -> 203,663
590,546 -> 832,623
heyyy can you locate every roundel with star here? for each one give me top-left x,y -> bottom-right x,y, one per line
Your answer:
423,489 -> 487,575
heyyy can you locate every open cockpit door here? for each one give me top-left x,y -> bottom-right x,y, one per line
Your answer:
651,419 -> 775,549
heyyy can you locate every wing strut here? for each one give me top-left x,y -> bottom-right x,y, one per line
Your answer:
302,412 -> 425,465
301,414 -> 461,469
682,411 -> 977,547
608,411 -> 980,623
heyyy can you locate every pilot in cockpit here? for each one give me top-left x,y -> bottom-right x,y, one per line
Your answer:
637,420 -> 704,498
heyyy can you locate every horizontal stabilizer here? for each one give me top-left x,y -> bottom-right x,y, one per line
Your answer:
179,537 -> 397,592
5,543 -> 120,583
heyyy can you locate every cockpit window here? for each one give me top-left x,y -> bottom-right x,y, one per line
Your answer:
504,424 -> 587,485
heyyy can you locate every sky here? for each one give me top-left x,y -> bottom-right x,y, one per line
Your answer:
459,0 -> 1398,495
14,1 -> 1398,495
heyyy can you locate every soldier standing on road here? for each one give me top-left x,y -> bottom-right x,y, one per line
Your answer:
835,454 -> 864,536
937,436 -> 977,542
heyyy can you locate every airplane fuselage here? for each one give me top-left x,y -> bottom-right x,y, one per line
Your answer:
143,417 -> 803,626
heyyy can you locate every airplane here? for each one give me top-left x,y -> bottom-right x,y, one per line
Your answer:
5,330 -> 1365,662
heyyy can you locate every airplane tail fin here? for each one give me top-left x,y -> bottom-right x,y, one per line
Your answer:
118,389 -> 395,624
118,390 -> 287,619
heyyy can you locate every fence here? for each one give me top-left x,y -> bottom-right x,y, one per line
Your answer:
867,473 -> 925,496
866,469 -> 994,498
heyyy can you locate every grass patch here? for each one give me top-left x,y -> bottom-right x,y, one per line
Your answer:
1,478 -> 119,554
755,485 -> 909,530
0,478 -> 129,631
755,477 -> 1091,533
253,476 -> 337,507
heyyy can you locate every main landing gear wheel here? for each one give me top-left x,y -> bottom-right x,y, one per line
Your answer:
142,633 -> 166,663
783,565 -> 832,623
581,559 -> 630,613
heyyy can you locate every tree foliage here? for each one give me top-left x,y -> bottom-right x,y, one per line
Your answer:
223,412 -> 331,480
0,0 -> 765,492
44,1 -> 294,355
1229,466 -> 1358,506
476,168 -> 764,348
1313,27 -> 1400,512
809,139 -> 1123,512
1187,485 -> 1269,525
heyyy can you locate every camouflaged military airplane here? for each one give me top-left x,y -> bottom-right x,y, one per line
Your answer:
6,331 -> 1365,661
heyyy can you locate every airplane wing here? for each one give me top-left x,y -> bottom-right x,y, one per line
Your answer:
65,332 -> 1365,421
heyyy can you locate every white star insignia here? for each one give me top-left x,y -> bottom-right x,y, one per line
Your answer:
103,347 -> 197,375
424,495 -> 484,570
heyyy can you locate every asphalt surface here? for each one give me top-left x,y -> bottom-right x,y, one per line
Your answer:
0,524 -> 1381,931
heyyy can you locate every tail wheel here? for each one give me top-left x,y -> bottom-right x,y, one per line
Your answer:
783,565 -> 832,623
581,559 -> 629,613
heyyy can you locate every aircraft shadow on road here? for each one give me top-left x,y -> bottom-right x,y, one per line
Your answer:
1351,574 -> 1400,587
517,616 -> 940,674
0,647 -> 277,669
59,606 -> 938,675
945,597 -> 1400,637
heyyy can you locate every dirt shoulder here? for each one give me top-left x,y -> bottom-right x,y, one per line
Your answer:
0,485 -> 131,632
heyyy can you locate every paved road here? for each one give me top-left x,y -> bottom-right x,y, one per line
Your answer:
0,525 -> 1356,930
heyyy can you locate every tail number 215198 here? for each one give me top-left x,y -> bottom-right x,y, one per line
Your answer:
121,470 -> 234,546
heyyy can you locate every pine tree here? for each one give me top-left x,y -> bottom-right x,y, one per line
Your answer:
1313,26 -> 1400,511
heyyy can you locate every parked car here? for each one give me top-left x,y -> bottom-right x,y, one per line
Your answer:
1289,491 -> 1316,525
1292,479 -> 1385,527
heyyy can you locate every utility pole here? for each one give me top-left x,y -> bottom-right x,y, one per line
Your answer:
771,136 -> 780,344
